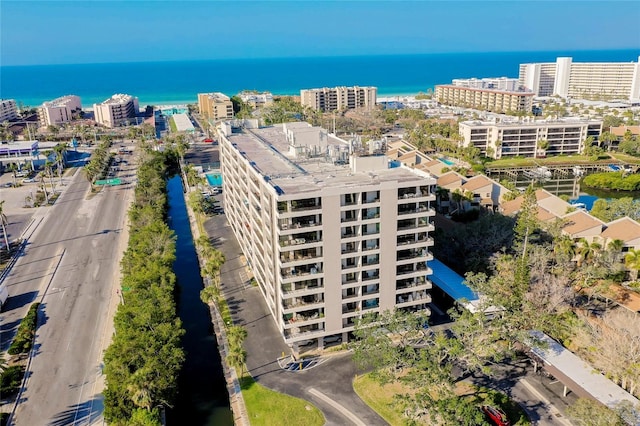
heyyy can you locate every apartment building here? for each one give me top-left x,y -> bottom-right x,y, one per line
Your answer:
238,91 -> 274,107
217,121 -> 436,350
0,99 -> 19,122
519,56 -> 640,100
300,86 -> 377,112
39,95 -> 81,126
197,92 -> 234,121
93,94 -> 139,128
435,85 -> 534,113
451,77 -> 522,92
459,118 -> 603,159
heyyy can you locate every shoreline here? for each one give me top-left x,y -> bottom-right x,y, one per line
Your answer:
135,91 -> 427,109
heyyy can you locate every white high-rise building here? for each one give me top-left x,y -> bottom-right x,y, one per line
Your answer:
459,118 -> 603,159
0,99 -> 18,122
93,94 -> 139,128
519,56 -> 640,100
218,121 -> 436,350
39,95 -> 82,126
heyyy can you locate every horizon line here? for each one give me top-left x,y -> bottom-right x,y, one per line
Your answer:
3,47 -> 639,68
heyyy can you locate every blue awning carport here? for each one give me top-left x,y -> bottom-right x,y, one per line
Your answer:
428,258 -> 478,303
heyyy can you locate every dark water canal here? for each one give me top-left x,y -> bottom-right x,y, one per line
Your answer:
166,176 -> 233,425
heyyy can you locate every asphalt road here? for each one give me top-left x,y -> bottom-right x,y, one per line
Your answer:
1,155 -> 135,425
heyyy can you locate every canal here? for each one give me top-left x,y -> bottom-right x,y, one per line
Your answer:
488,171 -> 640,211
166,175 -> 233,425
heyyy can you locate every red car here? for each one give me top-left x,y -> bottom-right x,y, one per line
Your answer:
481,405 -> 510,426
203,138 -> 214,143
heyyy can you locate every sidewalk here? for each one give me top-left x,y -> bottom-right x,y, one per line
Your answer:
203,212 -> 388,426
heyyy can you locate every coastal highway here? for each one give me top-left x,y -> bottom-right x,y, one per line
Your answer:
1,159 -> 135,425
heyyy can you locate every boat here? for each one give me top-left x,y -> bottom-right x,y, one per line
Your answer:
570,202 -> 587,210
523,166 -> 552,180
572,166 -> 585,177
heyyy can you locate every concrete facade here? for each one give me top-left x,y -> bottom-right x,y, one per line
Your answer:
0,99 -> 19,123
198,92 -> 234,121
435,85 -> 534,113
300,86 -> 377,112
93,94 -> 139,128
217,121 -> 436,348
459,118 -> 603,159
519,56 -> 640,100
39,95 -> 82,126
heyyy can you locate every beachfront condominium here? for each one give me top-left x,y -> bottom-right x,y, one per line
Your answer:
217,121 -> 435,350
0,99 -> 19,123
238,91 -> 274,107
459,118 -> 603,159
39,95 -> 82,127
300,86 -> 377,112
519,56 -> 640,101
93,94 -> 139,128
435,78 -> 534,114
197,92 -> 234,121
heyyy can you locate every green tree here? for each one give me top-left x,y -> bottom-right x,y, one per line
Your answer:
567,398 -> 624,426
625,248 -> 640,281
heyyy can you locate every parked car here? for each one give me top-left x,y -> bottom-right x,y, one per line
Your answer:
3,182 -> 14,187
481,405 -> 510,426
22,178 -> 37,183
323,335 -> 342,345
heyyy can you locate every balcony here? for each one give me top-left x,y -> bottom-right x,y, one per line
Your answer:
362,272 -> 380,282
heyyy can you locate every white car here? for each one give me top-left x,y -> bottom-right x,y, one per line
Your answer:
22,178 -> 37,183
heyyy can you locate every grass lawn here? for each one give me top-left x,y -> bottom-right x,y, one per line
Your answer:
353,373 -> 412,426
240,375 -> 324,426
609,152 -> 640,164
487,154 -> 616,169
353,372 -> 530,426
169,116 -> 177,132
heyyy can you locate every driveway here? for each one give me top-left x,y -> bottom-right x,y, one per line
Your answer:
203,209 -> 388,426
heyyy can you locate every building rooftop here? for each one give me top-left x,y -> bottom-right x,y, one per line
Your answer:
200,92 -> 230,101
461,117 -> 602,128
461,175 -> 493,192
223,123 -> 434,196
437,172 -> 464,187
171,113 -> 195,132
561,210 -> 605,235
437,84 -> 535,96
42,95 -> 80,107
99,94 -> 136,105
528,331 -> 639,410
601,216 -> 640,243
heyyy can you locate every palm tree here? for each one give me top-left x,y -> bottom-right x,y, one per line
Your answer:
7,163 -> 19,187
43,160 -> 55,193
625,249 -> 640,281
576,238 -> 602,267
39,172 -> 50,205
53,143 -> 68,185
0,200 -> 10,252
0,121 -> 12,141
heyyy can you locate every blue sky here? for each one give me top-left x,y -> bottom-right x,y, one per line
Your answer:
1,1 -> 639,66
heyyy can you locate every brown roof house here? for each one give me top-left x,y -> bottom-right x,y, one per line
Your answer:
460,175 -> 504,210
561,210 -> 606,242
600,216 -> 640,251
500,189 -> 571,219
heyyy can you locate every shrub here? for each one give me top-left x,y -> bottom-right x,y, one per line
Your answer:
0,365 -> 25,397
8,303 -> 40,355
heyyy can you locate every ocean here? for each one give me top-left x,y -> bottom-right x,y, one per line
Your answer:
1,49 -> 638,108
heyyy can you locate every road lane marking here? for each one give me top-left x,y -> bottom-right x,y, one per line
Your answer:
308,387 -> 367,426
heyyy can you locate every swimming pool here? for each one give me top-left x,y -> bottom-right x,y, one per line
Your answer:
438,157 -> 455,166
205,172 -> 223,187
